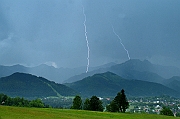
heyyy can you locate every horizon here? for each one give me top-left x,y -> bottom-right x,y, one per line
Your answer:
0,58 -> 179,70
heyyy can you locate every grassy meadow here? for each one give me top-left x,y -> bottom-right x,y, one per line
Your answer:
0,106 -> 178,119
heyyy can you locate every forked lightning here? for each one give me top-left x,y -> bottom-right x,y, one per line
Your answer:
112,25 -> 130,60
82,5 -> 90,73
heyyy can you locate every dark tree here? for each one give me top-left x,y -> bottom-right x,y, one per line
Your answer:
0,93 -> 49,108
89,96 -> 103,111
106,100 -> 118,112
176,112 -> 180,117
0,94 -> 8,104
107,89 -> 129,113
71,95 -> 82,110
29,99 -> 44,108
120,89 -> 129,113
83,98 -> 90,110
160,106 -> 174,116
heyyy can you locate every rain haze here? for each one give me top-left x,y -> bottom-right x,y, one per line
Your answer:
0,0 -> 180,69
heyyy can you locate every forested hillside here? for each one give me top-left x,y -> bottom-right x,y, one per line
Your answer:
0,72 -> 77,98
65,72 -> 180,97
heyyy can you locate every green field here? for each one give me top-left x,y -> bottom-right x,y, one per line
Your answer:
0,106 -> 178,119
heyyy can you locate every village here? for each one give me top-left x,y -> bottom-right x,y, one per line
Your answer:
127,95 -> 180,117
42,94 -> 180,117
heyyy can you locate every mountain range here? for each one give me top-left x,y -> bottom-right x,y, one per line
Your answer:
64,59 -> 180,83
0,59 -> 180,98
63,59 -> 180,95
1,71 -> 180,98
65,72 -> 180,97
0,62 -> 115,83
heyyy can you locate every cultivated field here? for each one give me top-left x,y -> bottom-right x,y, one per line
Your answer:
0,106 -> 178,119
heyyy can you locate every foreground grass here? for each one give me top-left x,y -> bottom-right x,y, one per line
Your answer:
0,106 -> 178,119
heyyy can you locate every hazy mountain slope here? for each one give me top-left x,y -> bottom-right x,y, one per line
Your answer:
0,72 -> 77,98
0,64 -> 29,78
0,64 -> 79,83
109,68 -> 165,84
109,59 -> 180,79
163,76 -> 180,92
64,59 -> 167,83
63,68 -> 107,83
65,72 -> 180,97
0,63 -> 116,83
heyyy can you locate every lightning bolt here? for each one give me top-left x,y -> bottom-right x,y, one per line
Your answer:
112,25 -> 131,60
82,5 -> 90,73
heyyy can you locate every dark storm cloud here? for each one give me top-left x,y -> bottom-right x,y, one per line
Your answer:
0,0 -> 180,68
80,0 -> 180,67
0,1 -> 11,40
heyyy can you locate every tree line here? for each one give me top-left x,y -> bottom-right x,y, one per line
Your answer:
71,89 -> 129,112
0,93 -> 49,108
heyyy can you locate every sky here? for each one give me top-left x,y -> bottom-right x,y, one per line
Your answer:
0,0 -> 180,69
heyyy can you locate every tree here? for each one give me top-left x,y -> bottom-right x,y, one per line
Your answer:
71,95 -> 82,110
29,99 -> 44,108
160,106 -> 174,116
89,96 -> 103,111
0,94 -> 8,105
176,112 -> 180,117
0,93 -> 50,108
106,100 -> 118,112
107,89 -> 129,113
120,89 -> 129,113
83,98 -> 90,110
6,97 -> 12,106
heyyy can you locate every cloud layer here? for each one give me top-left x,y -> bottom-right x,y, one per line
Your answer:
0,0 -> 180,68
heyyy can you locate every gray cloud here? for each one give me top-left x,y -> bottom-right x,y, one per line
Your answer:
0,0 -> 180,68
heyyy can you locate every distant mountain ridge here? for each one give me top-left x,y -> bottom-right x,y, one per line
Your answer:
63,59 -> 180,83
1,59 -> 179,84
0,64 -> 80,83
1,71 -> 180,98
110,59 -> 180,79
65,72 -> 180,97
0,72 -> 77,98
163,76 -> 180,93
0,62 -> 116,83
63,59 -> 180,93
1,59 -> 180,97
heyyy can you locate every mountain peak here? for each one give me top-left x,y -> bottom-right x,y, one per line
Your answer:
11,64 -> 26,68
9,72 -> 33,77
124,59 -> 151,65
113,59 -> 153,72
